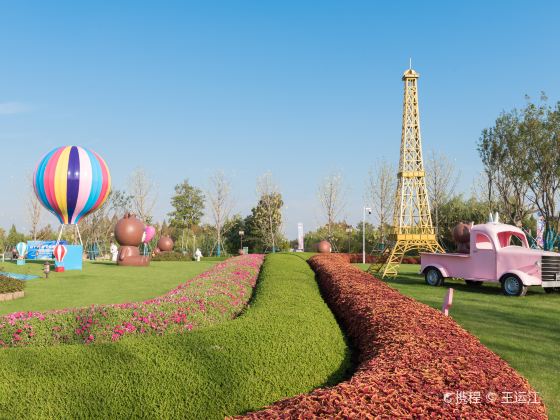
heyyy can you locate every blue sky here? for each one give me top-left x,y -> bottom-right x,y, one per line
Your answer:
1,1 -> 559,237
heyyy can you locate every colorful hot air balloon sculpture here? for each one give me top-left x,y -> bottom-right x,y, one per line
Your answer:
53,244 -> 67,272
33,146 -> 111,244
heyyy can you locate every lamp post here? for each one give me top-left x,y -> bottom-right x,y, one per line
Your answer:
239,230 -> 245,254
363,207 -> 372,264
345,227 -> 353,254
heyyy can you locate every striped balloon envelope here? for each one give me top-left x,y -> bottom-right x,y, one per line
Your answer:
33,146 -> 111,225
53,244 -> 67,263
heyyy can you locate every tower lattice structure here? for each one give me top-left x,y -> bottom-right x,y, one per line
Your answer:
369,67 -> 444,278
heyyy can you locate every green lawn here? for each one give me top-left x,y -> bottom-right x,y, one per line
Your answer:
0,254 -> 350,418
0,259 -> 216,315
358,263 -> 560,419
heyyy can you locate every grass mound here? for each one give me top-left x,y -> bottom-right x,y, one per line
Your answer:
241,254 -> 547,418
0,253 -> 350,418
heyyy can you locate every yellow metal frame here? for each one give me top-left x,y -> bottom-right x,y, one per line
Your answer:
369,67 -> 444,279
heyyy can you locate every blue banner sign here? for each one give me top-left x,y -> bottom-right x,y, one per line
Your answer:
26,240 -> 68,260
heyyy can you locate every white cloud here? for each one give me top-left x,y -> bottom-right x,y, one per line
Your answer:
0,102 -> 30,115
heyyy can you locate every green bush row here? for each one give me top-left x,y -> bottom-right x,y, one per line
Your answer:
0,254 -> 351,418
0,276 -> 25,294
151,251 -> 193,261
151,252 -> 230,262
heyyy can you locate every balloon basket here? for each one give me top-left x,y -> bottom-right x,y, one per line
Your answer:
16,259 -> 26,266
55,266 -> 65,272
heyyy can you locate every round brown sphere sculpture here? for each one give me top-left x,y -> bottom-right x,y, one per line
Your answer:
157,236 -> 174,252
452,222 -> 472,254
317,240 -> 332,253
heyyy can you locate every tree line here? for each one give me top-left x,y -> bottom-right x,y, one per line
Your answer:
3,95 -> 557,255
1,169 -> 286,257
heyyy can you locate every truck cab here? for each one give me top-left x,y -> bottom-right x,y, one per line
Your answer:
420,223 -> 560,296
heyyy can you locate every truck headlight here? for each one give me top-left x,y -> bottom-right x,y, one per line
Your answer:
535,260 -> 542,268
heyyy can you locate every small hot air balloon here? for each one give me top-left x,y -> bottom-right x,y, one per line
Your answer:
33,146 -> 111,243
53,244 -> 67,272
16,242 -> 27,259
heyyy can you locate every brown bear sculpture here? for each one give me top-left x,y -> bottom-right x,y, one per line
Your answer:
114,213 -> 150,266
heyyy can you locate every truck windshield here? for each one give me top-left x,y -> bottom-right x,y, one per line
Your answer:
497,231 -> 528,248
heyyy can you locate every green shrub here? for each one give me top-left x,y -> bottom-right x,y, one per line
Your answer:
0,276 -> 25,294
151,251 -> 192,261
202,256 -> 230,261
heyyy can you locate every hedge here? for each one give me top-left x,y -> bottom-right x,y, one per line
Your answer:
0,276 -> 25,294
240,254 -> 547,418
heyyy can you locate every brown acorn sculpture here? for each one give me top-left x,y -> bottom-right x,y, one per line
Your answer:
317,240 -> 332,253
157,236 -> 174,252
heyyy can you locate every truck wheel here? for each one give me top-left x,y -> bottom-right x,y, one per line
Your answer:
465,280 -> 483,287
425,267 -> 443,286
501,275 -> 527,297
544,288 -> 555,294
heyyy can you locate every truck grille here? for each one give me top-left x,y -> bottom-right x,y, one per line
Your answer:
541,255 -> 560,281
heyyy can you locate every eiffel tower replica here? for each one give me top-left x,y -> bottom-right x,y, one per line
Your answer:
369,66 -> 444,278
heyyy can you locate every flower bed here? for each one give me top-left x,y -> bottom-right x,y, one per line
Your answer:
240,254 -> 547,418
0,254 -> 263,348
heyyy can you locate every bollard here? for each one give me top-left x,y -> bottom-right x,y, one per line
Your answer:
442,288 -> 454,316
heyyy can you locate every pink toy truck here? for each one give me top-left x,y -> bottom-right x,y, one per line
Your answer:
420,222 -> 560,296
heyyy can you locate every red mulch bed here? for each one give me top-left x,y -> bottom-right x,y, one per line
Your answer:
239,254 -> 547,419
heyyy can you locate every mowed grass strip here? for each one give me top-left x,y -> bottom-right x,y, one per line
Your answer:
0,254 -> 351,419
357,263 -> 560,419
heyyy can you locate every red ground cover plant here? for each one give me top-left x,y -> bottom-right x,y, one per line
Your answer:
240,254 -> 547,419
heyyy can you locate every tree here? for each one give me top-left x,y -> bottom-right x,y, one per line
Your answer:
478,95 -> 560,248
0,227 -> 6,252
207,171 -> 233,256
36,224 -> 56,241
6,225 -> 25,247
168,179 -> 205,250
223,214 -> 246,255
366,159 -> 395,245
478,110 -> 533,226
425,150 -> 459,237
26,175 -> 42,240
517,98 -> 560,241
128,167 -> 157,224
252,172 -> 284,252
317,172 -> 346,246
108,190 -> 133,219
